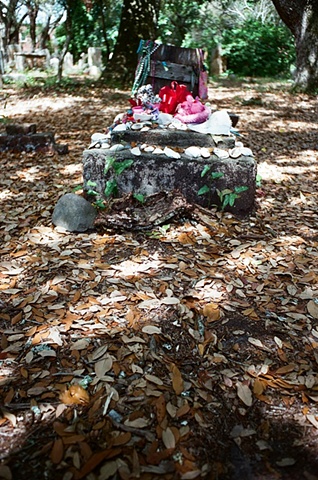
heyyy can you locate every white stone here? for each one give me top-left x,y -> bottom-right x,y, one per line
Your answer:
112,124 -> 127,132
241,147 -> 254,156
200,147 -> 211,158
131,123 -> 143,130
164,147 -> 181,159
153,147 -> 164,154
229,147 -> 242,158
110,144 -> 125,152
214,148 -> 230,159
184,146 -> 201,158
91,133 -> 108,142
144,146 -> 155,152
131,146 -> 141,156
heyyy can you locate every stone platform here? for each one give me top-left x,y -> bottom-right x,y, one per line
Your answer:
83,127 -> 257,215
0,123 -> 68,154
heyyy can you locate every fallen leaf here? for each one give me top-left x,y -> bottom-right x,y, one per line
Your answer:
307,300 -> 318,319
171,364 -> 184,395
59,385 -> 90,405
162,427 -> 176,449
237,382 -> 253,407
142,325 -> 162,334
50,438 -> 64,464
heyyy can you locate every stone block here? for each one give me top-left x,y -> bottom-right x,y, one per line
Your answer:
83,147 -> 257,215
111,128 -> 235,150
6,123 -> 37,135
0,131 -> 68,154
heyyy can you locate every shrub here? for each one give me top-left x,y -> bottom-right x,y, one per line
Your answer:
221,19 -> 295,77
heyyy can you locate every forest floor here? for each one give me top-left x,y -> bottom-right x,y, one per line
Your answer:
0,76 -> 318,480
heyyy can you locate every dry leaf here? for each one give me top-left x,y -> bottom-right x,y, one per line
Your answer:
202,303 -> 220,321
171,364 -> 184,395
0,465 -> 12,480
253,378 -> 265,395
145,374 -> 164,386
2,410 -> 17,427
306,414 -> 318,429
59,384 -> 90,405
95,356 -> 113,378
142,325 -> 162,334
307,300 -> 318,319
124,418 -> 149,428
162,427 -> 176,449
161,297 -> 180,305
237,382 -> 253,407
275,364 -> 295,375
50,438 -> 64,464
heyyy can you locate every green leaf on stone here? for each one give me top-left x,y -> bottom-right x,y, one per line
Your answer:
87,189 -> 98,196
87,180 -> 97,187
229,193 -> 238,206
104,179 -> 118,197
104,156 -> 116,174
201,165 -> 211,177
211,171 -> 224,180
234,185 -> 248,194
198,185 -> 210,195
113,159 -> 134,175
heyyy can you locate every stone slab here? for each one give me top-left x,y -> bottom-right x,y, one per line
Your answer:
111,128 -> 235,150
6,123 -> 37,135
0,132 -> 68,154
83,148 -> 257,215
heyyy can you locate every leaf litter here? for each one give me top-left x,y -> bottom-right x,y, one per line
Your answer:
0,80 -> 318,479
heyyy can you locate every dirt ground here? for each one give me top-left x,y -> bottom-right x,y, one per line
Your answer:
0,77 -> 318,480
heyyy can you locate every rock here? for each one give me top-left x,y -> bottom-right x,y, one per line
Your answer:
52,193 -> 97,232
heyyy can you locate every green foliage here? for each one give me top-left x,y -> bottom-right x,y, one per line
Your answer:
217,186 -> 248,209
112,159 -> 134,176
148,224 -> 170,239
256,174 -> 262,187
103,157 -> 134,198
158,0 -> 206,46
221,19 -> 295,77
55,0 -> 121,63
133,193 -> 145,203
198,185 -> 210,196
198,166 -> 224,197
104,179 -> 118,197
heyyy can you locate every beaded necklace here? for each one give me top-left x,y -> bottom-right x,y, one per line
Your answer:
131,40 -> 160,96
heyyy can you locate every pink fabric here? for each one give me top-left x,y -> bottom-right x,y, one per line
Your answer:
174,95 -> 210,124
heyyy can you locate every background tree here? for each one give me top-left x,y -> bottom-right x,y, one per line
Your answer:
271,0 -> 318,92
37,2 -> 64,50
0,0 -> 27,51
103,0 -> 161,84
55,0 -> 77,82
24,0 -> 40,50
158,0 -> 205,46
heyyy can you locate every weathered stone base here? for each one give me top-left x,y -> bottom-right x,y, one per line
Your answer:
0,123 -> 68,154
83,147 -> 257,215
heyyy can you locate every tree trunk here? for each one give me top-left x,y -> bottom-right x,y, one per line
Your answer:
27,5 -> 39,51
57,7 -> 72,82
0,0 -> 27,53
272,0 -> 318,92
103,0 -> 161,84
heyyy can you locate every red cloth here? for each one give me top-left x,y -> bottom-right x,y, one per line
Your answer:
158,82 -> 190,114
